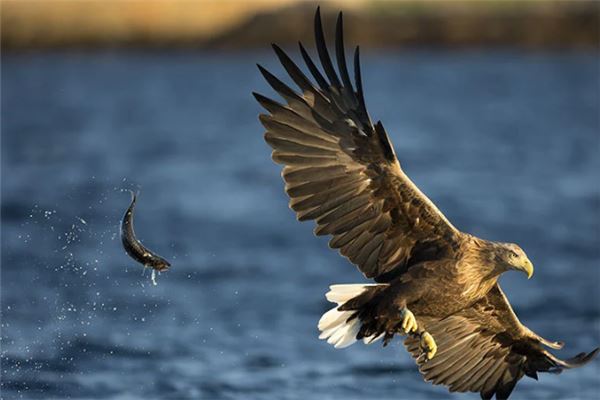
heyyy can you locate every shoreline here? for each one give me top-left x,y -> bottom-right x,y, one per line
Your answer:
2,0 -> 598,51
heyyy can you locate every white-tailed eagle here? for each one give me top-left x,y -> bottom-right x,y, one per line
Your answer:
254,7 -> 597,399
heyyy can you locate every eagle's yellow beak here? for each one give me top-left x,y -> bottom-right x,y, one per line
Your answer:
520,259 -> 534,279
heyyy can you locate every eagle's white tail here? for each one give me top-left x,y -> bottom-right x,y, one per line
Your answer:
318,284 -> 386,348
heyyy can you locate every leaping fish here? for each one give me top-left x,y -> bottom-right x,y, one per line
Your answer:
120,191 -> 170,285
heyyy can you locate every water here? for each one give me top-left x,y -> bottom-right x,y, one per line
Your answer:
1,50 -> 599,399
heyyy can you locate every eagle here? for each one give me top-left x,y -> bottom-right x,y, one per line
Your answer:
254,7 -> 598,399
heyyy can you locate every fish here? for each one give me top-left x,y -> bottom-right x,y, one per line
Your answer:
120,191 -> 170,284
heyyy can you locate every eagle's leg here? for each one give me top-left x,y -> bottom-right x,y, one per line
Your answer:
419,331 -> 437,360
399,307 -> 418,334
396,307 -> 437,359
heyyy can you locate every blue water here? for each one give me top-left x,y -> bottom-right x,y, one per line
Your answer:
1,50 -> 599,399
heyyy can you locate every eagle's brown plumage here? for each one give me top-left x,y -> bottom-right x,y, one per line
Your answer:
254,7 -> 597,399
404,285 -> 597,398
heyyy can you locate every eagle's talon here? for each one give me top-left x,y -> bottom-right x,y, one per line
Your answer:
420,331 -> 437,360
399,307 -> 418,334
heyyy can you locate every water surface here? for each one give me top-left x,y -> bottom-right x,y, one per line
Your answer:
2,50 -> 599,399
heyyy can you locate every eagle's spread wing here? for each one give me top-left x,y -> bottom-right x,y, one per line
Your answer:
254,9 -> 461,282
404,284 -> 599,399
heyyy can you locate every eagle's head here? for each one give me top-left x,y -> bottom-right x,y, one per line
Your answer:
498,243 -> 534,279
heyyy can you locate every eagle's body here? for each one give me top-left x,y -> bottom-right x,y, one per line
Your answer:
351,237 -> 494,320
397,237 -> 512,317
254,8 -> 597,399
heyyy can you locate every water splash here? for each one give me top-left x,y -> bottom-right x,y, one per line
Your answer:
150,269 -> 158,286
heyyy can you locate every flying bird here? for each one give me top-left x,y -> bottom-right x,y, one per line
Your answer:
254,7 -> 598,399
121,191 -> 170,285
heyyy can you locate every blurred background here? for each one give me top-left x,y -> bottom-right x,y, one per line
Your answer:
1,0 -> 599,399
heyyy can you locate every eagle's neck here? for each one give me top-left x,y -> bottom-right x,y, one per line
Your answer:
471,237 -> 510,278
452,236 -> 503,303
